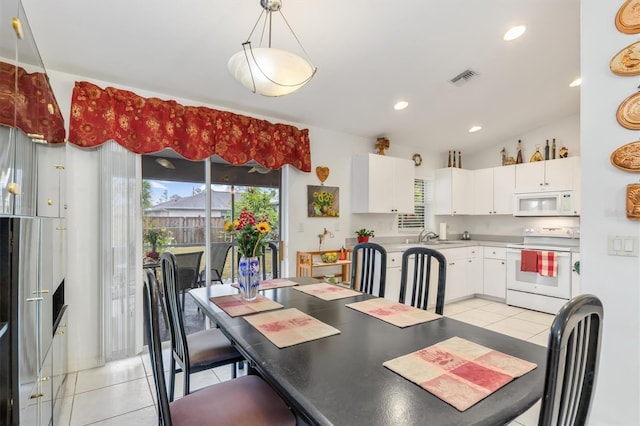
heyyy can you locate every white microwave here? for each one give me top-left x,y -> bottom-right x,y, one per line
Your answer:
513,191 -> 578,217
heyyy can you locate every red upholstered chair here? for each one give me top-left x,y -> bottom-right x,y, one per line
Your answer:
144,269 -> 295,426
161,251 -> 244,401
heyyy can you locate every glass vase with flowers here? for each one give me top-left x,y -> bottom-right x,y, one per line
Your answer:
224,208 -> 271,300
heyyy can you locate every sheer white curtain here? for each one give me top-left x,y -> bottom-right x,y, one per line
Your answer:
98,142 -> 142,360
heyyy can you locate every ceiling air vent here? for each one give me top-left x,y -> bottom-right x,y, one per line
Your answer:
449,69 -> 479,86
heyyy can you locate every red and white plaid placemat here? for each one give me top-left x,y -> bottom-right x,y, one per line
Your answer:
537,251 -> 558,277
292,283 -> 361,301
244,308 -> 341,348
346,298 -> 442,328
383,336 -> 537,411
209,294 -> 283,317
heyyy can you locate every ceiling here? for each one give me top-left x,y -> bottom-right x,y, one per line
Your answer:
20,0 -> 580,157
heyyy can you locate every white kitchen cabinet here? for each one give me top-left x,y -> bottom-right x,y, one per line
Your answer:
434,167 -> 472,215
466,246 -> 483,295
514,157 -> 579,193
351,154 -> 414,213
36,143 -> 66,218
483,246 -> 507,300
472,166 -> 515,215
439,247 -> 478,302
384,252 -> 403,302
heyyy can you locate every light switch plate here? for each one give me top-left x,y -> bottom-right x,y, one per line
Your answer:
608,235 -> 639,257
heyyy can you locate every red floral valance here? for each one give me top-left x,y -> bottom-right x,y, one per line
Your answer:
0,61 -> 66,143
68,81 -> 311,172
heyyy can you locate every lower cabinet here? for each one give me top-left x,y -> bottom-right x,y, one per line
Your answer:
384,252 -> 402,302
52,307 -> 68,425
441,247 -> 481,303
482,247 -> 507,300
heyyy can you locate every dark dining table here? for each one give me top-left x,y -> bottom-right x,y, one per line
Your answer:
189,278 -> 547,426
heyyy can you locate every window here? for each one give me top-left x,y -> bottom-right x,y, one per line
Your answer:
397,179 -> 433,231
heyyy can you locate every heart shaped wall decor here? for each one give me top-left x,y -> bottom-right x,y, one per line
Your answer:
316,166 -> 330,183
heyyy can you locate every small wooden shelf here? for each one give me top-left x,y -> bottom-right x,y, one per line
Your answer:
296,250 -> 352,283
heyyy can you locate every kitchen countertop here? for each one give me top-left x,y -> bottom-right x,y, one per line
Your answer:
381,240 -> 513,253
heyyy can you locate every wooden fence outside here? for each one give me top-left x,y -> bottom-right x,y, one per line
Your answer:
145,216 -> 228,245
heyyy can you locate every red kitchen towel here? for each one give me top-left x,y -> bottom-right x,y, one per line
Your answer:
520,250 -> 539,272
537,251 -> 557,277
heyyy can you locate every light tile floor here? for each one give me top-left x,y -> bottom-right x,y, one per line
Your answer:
59,298 -> 552,425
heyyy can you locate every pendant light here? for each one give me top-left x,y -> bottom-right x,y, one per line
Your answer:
228,0 -> 317,97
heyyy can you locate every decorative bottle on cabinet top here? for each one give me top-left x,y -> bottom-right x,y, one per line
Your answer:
516,140 -> 523,164
447,150 -> 452,167
544,140 -> 550,160
452,151 -> 457,168
458,151 -> 462,168
551,138 -> 556,159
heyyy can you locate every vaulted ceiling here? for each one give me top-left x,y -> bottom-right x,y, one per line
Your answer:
21,0 -> 580,156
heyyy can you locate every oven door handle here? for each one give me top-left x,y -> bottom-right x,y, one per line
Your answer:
507,248 -> 571,258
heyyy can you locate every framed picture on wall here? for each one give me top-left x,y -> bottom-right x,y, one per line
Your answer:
307,185 -> 339,217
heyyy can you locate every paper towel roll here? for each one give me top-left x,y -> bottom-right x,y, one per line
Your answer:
439,223 -> 447,241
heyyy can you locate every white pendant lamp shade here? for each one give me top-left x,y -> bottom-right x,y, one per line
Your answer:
228,46 -> 316,97
228,0 -> 316,97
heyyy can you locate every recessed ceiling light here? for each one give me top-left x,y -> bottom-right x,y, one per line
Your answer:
504,25 -> 526,41
394,101 -> 409,111
569,77 -> 582,87
468,125 -> 482,133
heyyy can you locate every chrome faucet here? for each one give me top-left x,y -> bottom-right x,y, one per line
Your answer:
418,229 -> 439,243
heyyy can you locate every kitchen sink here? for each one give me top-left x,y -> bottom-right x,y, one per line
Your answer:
420,240 -> 462,245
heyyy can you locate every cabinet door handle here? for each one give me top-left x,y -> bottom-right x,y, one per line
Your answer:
56,330 -> 65,335
501,261 -> 505,265
26,297 -> 43,302
449,262 -> 455,266
31,289 -> 49,295
30,393 -> 44,399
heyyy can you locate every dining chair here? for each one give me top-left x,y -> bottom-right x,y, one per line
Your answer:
260,241 -> 280,279
143,270 -> 296,426
174,251 -> 204,310
160,251 -> 245,401
538,294 -> 604,426
399,246 -> 447,314
199,242 -> 232,285
350,242 -> 387,297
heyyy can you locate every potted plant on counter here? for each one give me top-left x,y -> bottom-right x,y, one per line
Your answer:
355,228 -> 375,243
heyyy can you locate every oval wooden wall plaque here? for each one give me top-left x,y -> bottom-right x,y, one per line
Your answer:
611,141 -> 640,172
616,92 -> 640,129
627,184 -> 640,219
611,41 -> 640,75
616,0 -> 640,34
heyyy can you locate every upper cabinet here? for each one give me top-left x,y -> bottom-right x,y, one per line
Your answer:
472,165 -> 515,215
0,0 -> 66,218
434,167 -> 472,215
514,157 -> 579,193
0,0 -> 65,143
36,144 -> 66,218
351,153 -> 414,214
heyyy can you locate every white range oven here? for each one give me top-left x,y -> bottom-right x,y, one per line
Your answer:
506,227 -> 579,314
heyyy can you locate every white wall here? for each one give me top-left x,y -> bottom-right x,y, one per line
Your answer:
581,2 -> 640,424
464,113 -> 580,170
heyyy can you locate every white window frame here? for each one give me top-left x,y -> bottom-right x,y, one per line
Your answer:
397,178 -> 433,231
